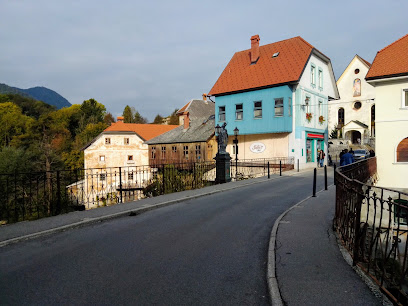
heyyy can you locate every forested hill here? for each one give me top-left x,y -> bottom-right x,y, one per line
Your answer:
0,83 -> 71,109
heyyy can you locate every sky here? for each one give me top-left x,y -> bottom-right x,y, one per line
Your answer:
1,0 -> 407,122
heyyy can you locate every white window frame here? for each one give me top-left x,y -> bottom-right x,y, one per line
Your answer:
254,101 -> 262,118
318,68 -> 323,90
219,106 -> 226,121
274,98 -> 284,117
124,138 -> 129,145
311,64 -> 316,87
403,89 -> 408,108
99,155 -> 105,162
235,104 -> 243,120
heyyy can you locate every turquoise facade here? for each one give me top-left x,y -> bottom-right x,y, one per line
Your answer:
215,86 -> 293,135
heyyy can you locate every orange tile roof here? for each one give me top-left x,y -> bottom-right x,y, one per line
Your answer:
209,36 -> 315,96
366,34 -> 408,80
104,122 -> 178,141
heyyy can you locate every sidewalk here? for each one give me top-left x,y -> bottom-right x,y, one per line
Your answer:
274,186 -> 389,305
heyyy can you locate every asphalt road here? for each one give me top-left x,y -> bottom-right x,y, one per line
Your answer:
0,169 -> 333,305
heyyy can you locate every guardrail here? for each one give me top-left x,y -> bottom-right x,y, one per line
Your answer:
0,157 -> 295,224
334,157 -> 408,304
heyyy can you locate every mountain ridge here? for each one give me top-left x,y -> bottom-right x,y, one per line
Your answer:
0,83 -> 71,109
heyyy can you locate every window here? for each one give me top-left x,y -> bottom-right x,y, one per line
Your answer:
99,173 -> 106,181
151,147 -> 156,159
128,172 -> 134,180
338,108 -> 345,126
196,145 -> 201,159
254,101 -> 262,118
161,146 -> 166,160
355,69 -> 360,74
183,146 -> 189,159
397,137 -> 408,162
311,64 -> 316,86
99,155 -> 105,162
275,98 -> 284,116
124,138 -> 129,145
288,98 -> 292,116
235,104 -> 243,120
219,106 -> 226,121
318,100 -> 323,117
353,78 -> 361,97
318,68 -> 323,89
105,138 -> 111,145
128,155 -> 133,161
403,89 -> 408,108
172,146 -> 177,153
354,101 -> 362,110
305,96 -> 310,113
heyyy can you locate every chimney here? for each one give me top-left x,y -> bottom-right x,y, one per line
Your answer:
202,93 -> 207,102
117,116 -> 124,122
250,34 -> 260,64
183,112 -> 190,129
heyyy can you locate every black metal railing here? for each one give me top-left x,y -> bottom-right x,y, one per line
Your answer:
334,157 -> 408,304
231,157 -> 294,180
0,157 -> 295,225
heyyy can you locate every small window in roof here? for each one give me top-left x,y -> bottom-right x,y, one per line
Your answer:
272,52 -> 280,58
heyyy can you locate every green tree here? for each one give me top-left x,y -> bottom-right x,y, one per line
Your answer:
168,109 -> 179,125
0,102 -> 32,147
134,111 -> 147,124
123,105 -> 135,123
75,122 -> 107,148
0,146 -> 36,174
79,98 -> 106,129
153,114 -> 164,124
104,112 -> 115,125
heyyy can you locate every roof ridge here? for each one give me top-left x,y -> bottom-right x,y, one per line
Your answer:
356,54 -> 371,67
236,36 -> 314,53
378,33 -> 408,53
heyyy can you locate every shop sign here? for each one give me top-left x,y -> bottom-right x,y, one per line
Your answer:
250,142 -> 266,153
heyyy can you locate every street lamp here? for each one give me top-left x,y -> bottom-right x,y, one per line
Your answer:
215,124 -> 221,135
233,127 -> 239,180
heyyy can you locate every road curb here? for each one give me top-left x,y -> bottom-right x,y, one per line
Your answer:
267,184 -> 334,305
1,171 -> 306,248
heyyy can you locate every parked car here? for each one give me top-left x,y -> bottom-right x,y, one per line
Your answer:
353,149 -> 370,161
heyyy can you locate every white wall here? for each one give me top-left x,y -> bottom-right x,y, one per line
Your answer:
328,56 -> 375,136
371,78 -> 408,190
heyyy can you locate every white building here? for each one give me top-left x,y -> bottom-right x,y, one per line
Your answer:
366,34 -> 408,191
328,55 -> 376,145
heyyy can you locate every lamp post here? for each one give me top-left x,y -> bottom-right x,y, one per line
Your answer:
233,127 -> 239,180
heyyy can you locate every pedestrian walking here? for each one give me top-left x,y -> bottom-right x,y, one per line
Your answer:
318,149 -> 325,167
343,149 -> 355,165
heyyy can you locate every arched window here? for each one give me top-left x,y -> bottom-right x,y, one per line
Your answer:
338,108 -> 345,127
397,137 -> 408,162
353,78 -> 361,97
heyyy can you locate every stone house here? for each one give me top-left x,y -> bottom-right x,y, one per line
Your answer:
208,35 -> 339,169
146,98 -> 216,165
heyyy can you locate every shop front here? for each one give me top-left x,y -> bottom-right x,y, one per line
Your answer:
306,133 -> 324,164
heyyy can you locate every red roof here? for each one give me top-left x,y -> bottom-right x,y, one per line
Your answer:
104,122 -> 178,141
366,34 -> 408,80
209,36 -> 315,96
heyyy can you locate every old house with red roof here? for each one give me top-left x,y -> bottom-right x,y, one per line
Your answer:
366,34 -> 408,191
208,35 -> 339,169
84,117 -> 178,170
328,55 -> 375,145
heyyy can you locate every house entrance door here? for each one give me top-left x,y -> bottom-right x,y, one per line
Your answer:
352,131 -> 361,144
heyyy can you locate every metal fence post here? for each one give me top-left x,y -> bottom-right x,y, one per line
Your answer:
324,165 -> 328,190
280,160 -> 282,176
297,159 -> 299,172
119,167 -> 123,203
312,168 -> 317,197
333,164 -> 337,186
268,162 -> 270,179
56,170 -> 61,215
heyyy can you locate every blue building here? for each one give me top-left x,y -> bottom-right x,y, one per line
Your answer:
208,35 -> 339,168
